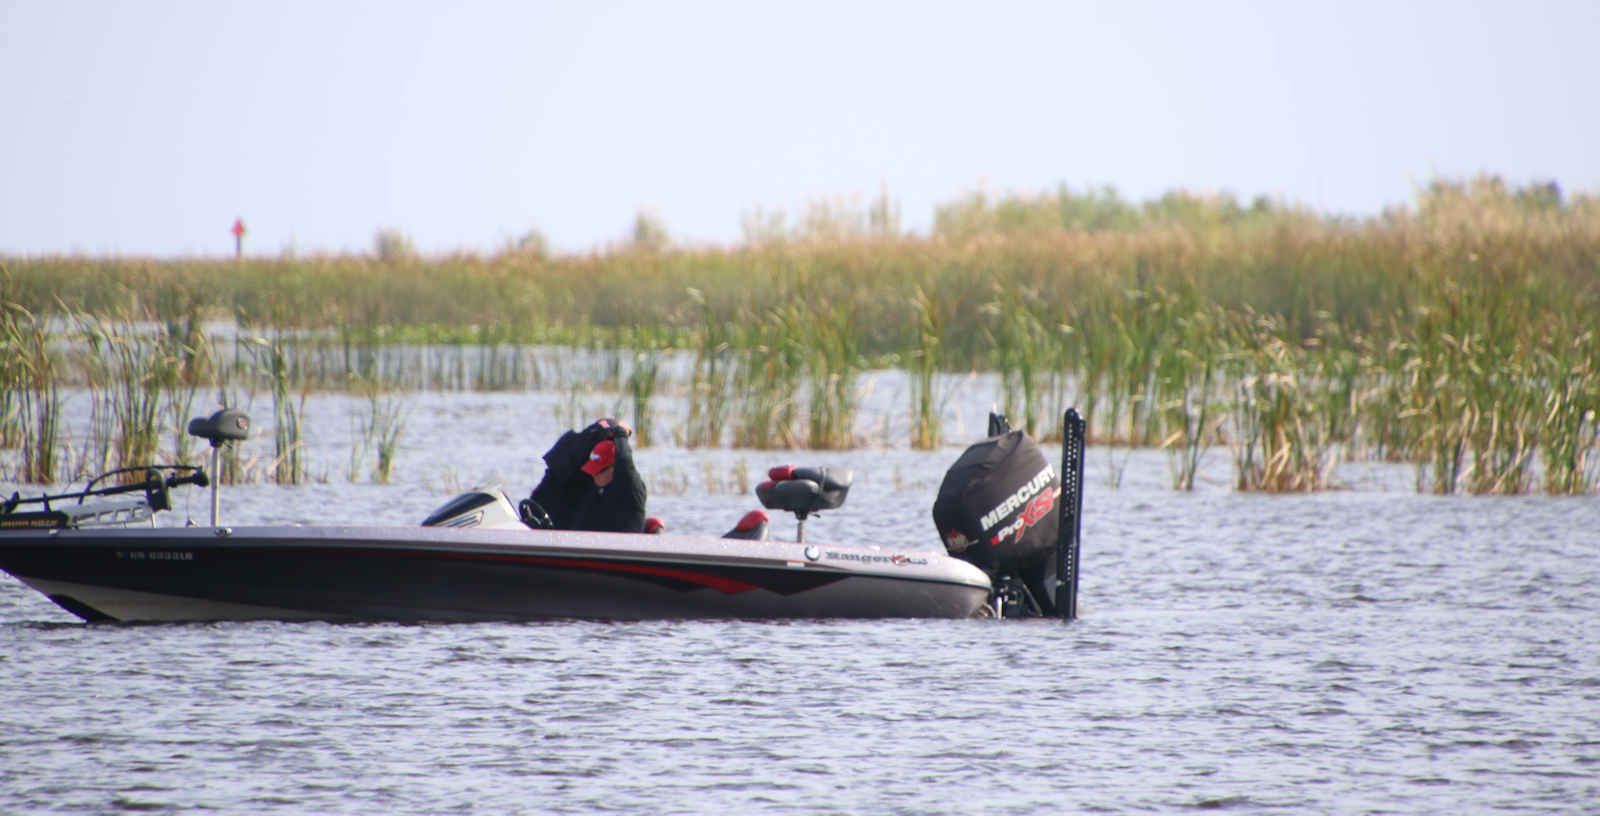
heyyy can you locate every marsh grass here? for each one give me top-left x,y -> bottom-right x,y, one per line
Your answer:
625,347 -> 662,448
985,286 -> 1053,438
802,304 -> 862,449
7,176 -> 1598,493
250,336 -> 306,485
343,374 -> 408,484
1226,318 -> 1342,492
1,305 -> 61,482
682,338 -> 733,449
0,353 -> 18,452
682,291 -> 732,449
372,394 -> 407,486
78,315 -> 198,476
731,312 -> 804,449
1156,304 -> 1225,491
907,287 -> 944,450
1538,330 -> 1600,494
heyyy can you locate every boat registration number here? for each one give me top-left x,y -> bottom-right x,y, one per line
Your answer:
116,551 -> 195,561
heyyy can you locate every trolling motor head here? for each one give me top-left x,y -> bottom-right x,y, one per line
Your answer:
188,409 -> 251,447
187,409 -> 250,526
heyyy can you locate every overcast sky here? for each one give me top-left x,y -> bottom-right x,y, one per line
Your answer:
2,0 -> 1596,256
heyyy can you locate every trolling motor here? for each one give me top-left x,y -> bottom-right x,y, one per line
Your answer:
186,408 -> 250,526
0,465 -> 209,530
1055,408 -> 1086,620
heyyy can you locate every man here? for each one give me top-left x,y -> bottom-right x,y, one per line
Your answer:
528,418 -> 647,534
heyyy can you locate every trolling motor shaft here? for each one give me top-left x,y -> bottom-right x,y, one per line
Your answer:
1055,408 -> 1086,620
186,409 -> 250,526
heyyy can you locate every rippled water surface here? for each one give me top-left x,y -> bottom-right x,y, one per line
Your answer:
4,390 -> 1598,813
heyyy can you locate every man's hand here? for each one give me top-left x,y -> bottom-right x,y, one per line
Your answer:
586,418 -> 632,440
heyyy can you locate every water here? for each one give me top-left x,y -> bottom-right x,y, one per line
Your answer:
4,390 -> 1599,813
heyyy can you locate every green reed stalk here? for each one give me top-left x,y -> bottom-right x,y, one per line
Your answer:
1070,303 -> 1113,448
908,286 -> 943,450
1362,340 -> 1416,463
79,324 -> 117,478
625,348 -> 661,447
370,392 -> 408,485
347,406 -> 369,484
0,358 -> 18,451
1090,286 -> 1170,486
1227,320 -> 1340,492
1156,303 -> 1223,491
732,310 -> 803,449
2,306 -> 60,483
80,316 -> 186,473
803,304 -> 861,449
1461,353 -> 1539,496
1537,330 -> 1600,493
985,286 -> 1051,438
347,374 -> 408,484
683,292 -> 732,448
164,323 -> 211,467
252,336 -> 305,485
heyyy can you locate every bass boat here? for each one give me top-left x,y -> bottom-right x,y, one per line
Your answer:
0,409 -> 1086,623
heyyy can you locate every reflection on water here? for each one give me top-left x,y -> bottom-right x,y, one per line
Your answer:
3,391 -> 1597,813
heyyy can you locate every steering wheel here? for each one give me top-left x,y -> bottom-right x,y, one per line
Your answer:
518,498 -> 554,530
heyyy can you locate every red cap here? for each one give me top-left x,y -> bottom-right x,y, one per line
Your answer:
581,439 -> 616,475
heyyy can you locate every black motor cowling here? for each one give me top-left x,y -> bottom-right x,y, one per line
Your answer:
932,428 -> 1060,576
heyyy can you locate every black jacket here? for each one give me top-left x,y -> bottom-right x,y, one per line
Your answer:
529,424 -> 647,534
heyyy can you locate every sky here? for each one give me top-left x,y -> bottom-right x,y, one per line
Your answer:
2,0 -> 1597,257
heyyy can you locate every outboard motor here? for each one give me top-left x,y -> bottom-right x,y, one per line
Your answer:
933,413 -> 1061,617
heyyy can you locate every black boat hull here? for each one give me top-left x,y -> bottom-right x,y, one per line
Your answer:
0,525 -> 992,622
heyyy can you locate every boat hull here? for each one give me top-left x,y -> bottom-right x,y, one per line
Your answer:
0,525 -> 992,622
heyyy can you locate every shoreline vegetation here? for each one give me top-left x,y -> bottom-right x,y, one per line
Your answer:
3,175 -> 1598,495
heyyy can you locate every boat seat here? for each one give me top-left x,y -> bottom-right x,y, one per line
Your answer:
723,509 -> 769,541
756,465 -> 852,518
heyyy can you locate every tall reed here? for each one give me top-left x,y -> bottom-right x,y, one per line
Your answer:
1,305 -> 60,483
625,347 -> 661,448
682,291 -> 732,449
0,355 -> 17,451
985,285 -> 1052,438
7,176 -> 1598,494
907,286 -> 943,449
250,336 -> 306,485
351,377 -> 409,485
79,315 -> 185,473
1227,317 -> 1340,492
1537,328 -> 1600,494
802,304 -> 862,449
731,311 -> 804,449
1156,302 -> 1224,491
